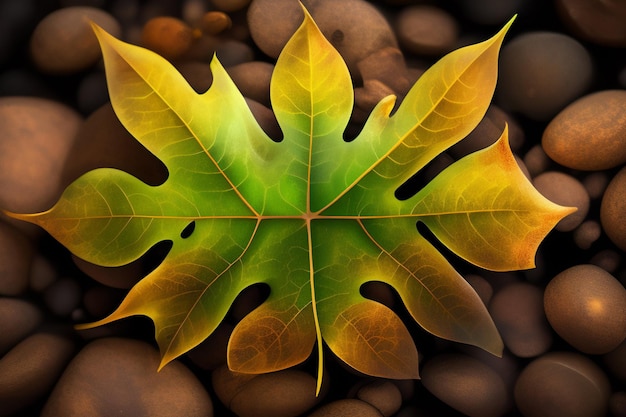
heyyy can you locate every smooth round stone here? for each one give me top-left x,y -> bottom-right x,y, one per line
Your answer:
465,274 -> 493,305
490,282 -> 552,357
496,32 -> 593,120
215,39 -> 254,67
544,264 -> 626,354
212,364 -> 319,417
43,277 -> 82,317
0,332 -> 75,417
590,249 -> 622,274
29,254 -> 58,292
573,220 -> 601,250
583,172 -> 609,200
395,5 -> 458,55
355,380 -> 403,417
0,221 -> 33,296
42,337 -> 213,417
421,353 -> 509,417
601,166 -> 626,251
30,7 -> 121,74
0,298 -> 42,356
0,97 -> 82,213
226,61 -> 273,106
248,0 -> 398,73
523,145 -> 551,178
141,16 -> 194,60
308,399 -> 384,417
514,351 -> 610,417
555,0 -> 626,46
199,11 -> 232,35
532,171 -> 589,232
542,90 -> 626,170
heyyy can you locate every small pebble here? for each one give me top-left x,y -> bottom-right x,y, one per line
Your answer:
0,97 -> 82,213
246,0 -> 307,58
573,220 -> 601,250
42,337 -> 213,417
496,32 -> 593,120
307,399 -> 384,417
514,351 -> 610,417
465,274 -> 493,305
395,5 -> 459,56
355,380 -> 403,417
30,7 -> 121,74
200,11 -> 232,35
533,171 -> 589,232
0,332 -> 75,417
601,166 -> 626,251
212,364 -> 320,417
0,298 -> 42,356
215,39 -> 254,67
590,249 -> 622,274
141,16 -> 195,60
227,61 -> 273,106
544,264 -> 626,354
583,172 -> 609,200
523,145 -> 551,178
555,0 -> 626,46
489,282 -> 553,357
421,353 -> 509,417
542,90 -> 626,170
0,221 -> 33,296
43,277 -> 82,317
29,254 -> 59,292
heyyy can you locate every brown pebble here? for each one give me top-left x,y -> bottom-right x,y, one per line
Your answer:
30,7 -> 121,74
601,166 -> 626,251
421,353 -> 509,417
200,11 -> 232,35
227,61 -> 273,106
544,264 -> 626,354
211,0 -> 251,12
308,399 -> 384,417
42,337 -> 213,417
395,5 -> 459,56
355,380 -> 403,417
542,90 -> 626,170
590,249 -> 622,274
523,145 -> 551,178
0,97 -> 82,213
212,364 -> 320,417
533,171 -> 588,232
465,274 -> 493,305
496,32 -> 593,120
573,220 -> 601,250
0,298 -> 42,356
514,351 -> 610,417
555,0 -> 626,47
0,221 -> 33,296
141,16 -> 194,60
583,172 -> 609,200
604,339 -> 626,381
0,333 -> 75,417
490,283 -> 552,358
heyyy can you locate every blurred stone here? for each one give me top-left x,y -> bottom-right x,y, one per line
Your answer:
573,220 -> 601,250
30,7 -> 121,74
533,171 -> 589,232
555,0 -> 626,46
42,337 -> 213,417
308,399 -> 384,417
141,16 -> 194,60
601,166 -> 626,251
496,32 -> 593,120
0,221 -> 33,296
0,298 -> 42,356
395,5 -> 458,56
355,380 -> 403,417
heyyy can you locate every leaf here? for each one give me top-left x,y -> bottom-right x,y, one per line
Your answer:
6,6 -> 574,394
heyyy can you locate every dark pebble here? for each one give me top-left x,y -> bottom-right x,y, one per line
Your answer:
227,61 -> 273,106
0,221 -> 33,296
354,380 -> 403,416
555,0 -> 626,46
533,171 -> 589,232
544,264 -> 626,354
307,399 -> 384,417
0,298 -> 42,356
395,5 -> 459,56
141,16 -> 194,60
514,351 -> 610,417
601,166 -> 626,251
573,220 -> 601,250
496,32 -> 593,120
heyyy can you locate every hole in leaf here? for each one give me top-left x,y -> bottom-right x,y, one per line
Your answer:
395,152 -> 454,200
360,281 -> 398,309
228,283 -> 271,323
180,221 -> 196,239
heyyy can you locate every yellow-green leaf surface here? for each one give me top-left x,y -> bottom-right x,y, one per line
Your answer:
7,6 -> 574,393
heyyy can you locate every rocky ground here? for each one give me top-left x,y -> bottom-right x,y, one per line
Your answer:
1,0 -> 626,416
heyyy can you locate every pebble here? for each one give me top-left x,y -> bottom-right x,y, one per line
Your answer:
420,353 -> 509,417
489,282 -> 553,358
514,351 -> 610,417
43,276 -> 83,317
601,166 -> 626,251
496,32 -> 593,120
590,249 -> 622,274
465,274 -> 493,305
354,380 -> 403,417
307,399 -> 384,417
0,97 -> 82,213
199,11 -> 232,35
0,332 -> 75,417
30,7 -> 122,74
583,172 -> 609,200
555,0 -> 626,46
72,253 -> 144,290
0,220 -> 33,296
544,264 -> 626,354
0,298 -> 42,356
42,337 -> 213,417
523,145 -> 551,178
532,171 -> 589,232
395,5 -> 459,56
141,16 -> 195,60
212,364 -> 320,417
227,61 -> 273,106
573,220 -> 601,250
215,39 -> 255,67
355,46 -> 412,100
542,90 -> 626,170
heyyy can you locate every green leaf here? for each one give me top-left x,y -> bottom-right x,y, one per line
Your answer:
7,6 -> 574,394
